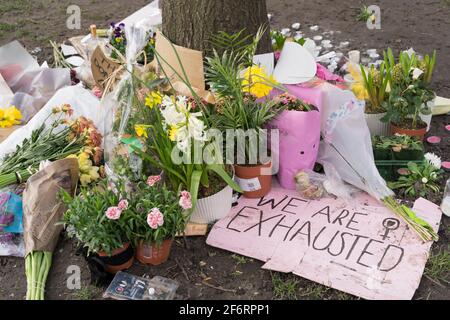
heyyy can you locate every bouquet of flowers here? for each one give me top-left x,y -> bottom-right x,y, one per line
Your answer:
0,104 -> 103,188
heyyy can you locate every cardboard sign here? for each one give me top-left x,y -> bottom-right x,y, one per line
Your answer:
91,46 -> 122,90
207,184 -> 442,300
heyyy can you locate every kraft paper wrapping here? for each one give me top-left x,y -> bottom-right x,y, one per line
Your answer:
155,30 -> 215,103
22,159 -> 79,255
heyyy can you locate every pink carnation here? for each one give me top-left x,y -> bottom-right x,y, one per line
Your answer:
105,206 -> 122,220
179,190 -> 192,210
118,199 -> 128,210
147,207 -> 164,229
146,175 -> 161,187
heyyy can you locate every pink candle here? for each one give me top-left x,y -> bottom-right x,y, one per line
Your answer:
427,136 -> 441,145
445,124 -> 450,132
442,161 -> 450,172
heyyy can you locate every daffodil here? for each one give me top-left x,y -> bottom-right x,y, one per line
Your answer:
135,124 -> 149,138
168,125 -> 178,141
160,95 -> 206,152
241,66 -> 277,98
348,63 -> 369,101
145,91 -> 162,109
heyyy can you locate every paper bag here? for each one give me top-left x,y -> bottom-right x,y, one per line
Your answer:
22,159 -> 79,255
0,73 -> 13,106
155,30 -> 214,103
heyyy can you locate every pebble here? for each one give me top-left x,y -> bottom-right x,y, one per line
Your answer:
310,25 -> 319,31
149,287 -> 155,295
30,47 -> 42,55
267,13 -> 273,21
366,49 -> 377,55
292,22 -> 301,30
281,28 -> 291,36
339,41 -> 350,48
313,35 -> 323,42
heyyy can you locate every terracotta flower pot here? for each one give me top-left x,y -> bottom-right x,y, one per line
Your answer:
390,123 -> 427,141
136,239 -> 173,265
234,161 -> 272,198
97,242 -> 134,274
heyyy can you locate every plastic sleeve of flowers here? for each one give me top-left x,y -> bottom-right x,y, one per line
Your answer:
115,23 -> 150,136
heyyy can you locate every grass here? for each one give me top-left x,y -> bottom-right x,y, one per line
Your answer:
0,23 -> 18,32
231,254 -> 252,265
72,286 -> 101,300
271,272 -> 299,300
424,246 -> 450,285
299,283 -> 331,300
0,0 -> 30,15
357,5 -> 373,22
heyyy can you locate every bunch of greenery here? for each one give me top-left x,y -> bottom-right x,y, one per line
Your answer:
360,62 -> 390,113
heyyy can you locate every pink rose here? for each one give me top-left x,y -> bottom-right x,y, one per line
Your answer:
179,190 -> 192,210
105,206 -> 122,220
118,199 -> 128,210
146,175 -> 161,187
147,207 -> 164,229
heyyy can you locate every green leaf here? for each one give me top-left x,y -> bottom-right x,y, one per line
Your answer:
189,170 -> 203,208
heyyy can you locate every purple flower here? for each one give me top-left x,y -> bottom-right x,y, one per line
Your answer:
119,23 -> 125,28
0,233 -> 14,243
110,22 -> 116,28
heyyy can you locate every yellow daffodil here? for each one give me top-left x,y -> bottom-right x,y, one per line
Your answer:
168,125 -> 178,141
241,66 -> 277,98
145,91 -> 162,109
135,124 -> 149,138
115,38 -> 122,43
348,63 -> 369,101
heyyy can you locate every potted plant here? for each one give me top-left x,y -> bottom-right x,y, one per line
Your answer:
388,153 -> 443,198
266,93 -> 321,190
372,134 -> 424,161
381,49 -> 436,140
61,181 -> 134,274
359,61 -> 391,136
205,29 -> 283,198
129,177 -> 189,265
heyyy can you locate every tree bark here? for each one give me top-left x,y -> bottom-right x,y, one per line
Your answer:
161,0 -> 272,54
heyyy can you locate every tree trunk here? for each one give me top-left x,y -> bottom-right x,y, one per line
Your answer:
161,0 -> 272,54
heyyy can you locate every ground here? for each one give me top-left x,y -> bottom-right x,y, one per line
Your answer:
0,0 -> 449,300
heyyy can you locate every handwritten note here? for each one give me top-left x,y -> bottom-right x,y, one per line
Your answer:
90,46 -> 121,90
207,184 -> 442,300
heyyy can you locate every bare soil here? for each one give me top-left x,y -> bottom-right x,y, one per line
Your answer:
0,0 -> 449,300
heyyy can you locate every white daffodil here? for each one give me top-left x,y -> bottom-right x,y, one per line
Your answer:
412,68 -> 423,80
160,95 -> 207,153
425,152 -> 442,169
